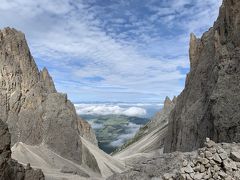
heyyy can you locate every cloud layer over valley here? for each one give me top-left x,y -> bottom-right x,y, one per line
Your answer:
75,104 -> 147,117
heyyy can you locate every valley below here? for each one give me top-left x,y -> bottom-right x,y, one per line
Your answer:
80,114 -> 149,154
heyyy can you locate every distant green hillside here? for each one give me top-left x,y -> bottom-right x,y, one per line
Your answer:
81,114 -> 149,154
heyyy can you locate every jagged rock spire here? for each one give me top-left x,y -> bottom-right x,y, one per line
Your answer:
39,67 -> 56,93
189,33 -> 202,70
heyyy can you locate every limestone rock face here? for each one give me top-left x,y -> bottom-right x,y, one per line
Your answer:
0,27 -> 97,167
0,119 -> 44,180
164,0 -> 240,152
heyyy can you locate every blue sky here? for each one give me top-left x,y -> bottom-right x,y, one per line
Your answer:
0,0 -> 222,103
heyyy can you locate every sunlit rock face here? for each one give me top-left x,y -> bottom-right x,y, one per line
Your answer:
0,27 -> 97,167
165,0 -> 240,152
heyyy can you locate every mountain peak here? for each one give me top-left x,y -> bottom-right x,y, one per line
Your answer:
39,67 -> 56,93
163,96 -> 172,107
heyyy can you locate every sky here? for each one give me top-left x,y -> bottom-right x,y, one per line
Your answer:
0,0 -> 222,103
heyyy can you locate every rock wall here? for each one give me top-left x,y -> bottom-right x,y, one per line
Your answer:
164,0 -> 240,152
0,27 -> 97,167
0,119 -> 44,180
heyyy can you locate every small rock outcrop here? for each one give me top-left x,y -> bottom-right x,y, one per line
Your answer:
0,119 -> 44,180
0,27 -> 98,170
165,0 -> 240,152
163,138 -> 240,180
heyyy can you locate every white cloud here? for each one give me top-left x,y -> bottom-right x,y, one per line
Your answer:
75,104 -> 147,117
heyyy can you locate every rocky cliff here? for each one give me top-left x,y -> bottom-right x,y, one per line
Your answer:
0,119 -> 44,180
0,27 -> 97,169
164,0 -> 240,152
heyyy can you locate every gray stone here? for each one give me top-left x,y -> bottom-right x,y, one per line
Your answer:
205,140 -> 216,148
223,159 -> 237,171
179,173 -> 187,180
199,152 -> 205,158
184,165 -> 194,173
193,173 -> 204,180
208,148 -> 217,154
209,159 -> 216,166
200,164 -> 205,173
203,173 -> 211,179
185,174 -> 192,180
213,154 -> 222,163
193,164 -> 201,172
218,171 -> 227,178
212,173 -> 219,179
213,164 -> 220,172
162,173 -> 173,180
205,151 -> 213,159
219,152 -> 228,160
230,151 -> 240,162
182,160 -> 188,167
200,158 -> 209,165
